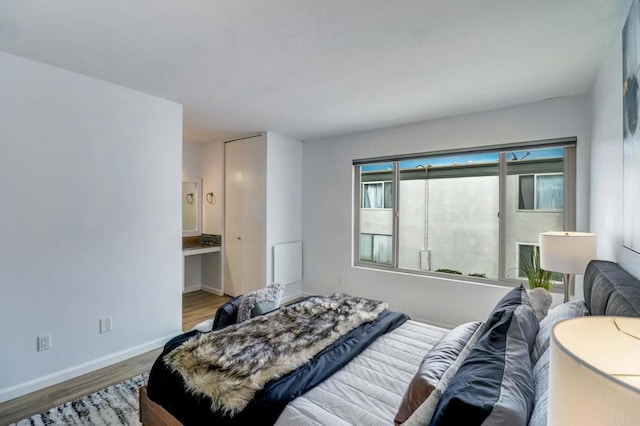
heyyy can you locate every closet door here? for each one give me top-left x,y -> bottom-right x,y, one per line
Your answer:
224,137 -> 266,296
224,140 -> 243,296
239,136 -> 266,293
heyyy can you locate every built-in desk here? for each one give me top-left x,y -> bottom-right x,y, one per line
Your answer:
182,245 -> 222,294
183,245 -> 221,256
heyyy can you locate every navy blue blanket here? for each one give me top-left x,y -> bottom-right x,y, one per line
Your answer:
147,309 -> 408,425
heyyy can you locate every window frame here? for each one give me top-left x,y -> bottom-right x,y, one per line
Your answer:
353,138 -> 577,289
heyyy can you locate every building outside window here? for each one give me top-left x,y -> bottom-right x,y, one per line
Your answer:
360,233 -> 393,264
362,181 -> 393,209
353,141 -> 576,287
518,173 -> 563,210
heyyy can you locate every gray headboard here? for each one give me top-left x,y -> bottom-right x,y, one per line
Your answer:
583,260 -> 640,317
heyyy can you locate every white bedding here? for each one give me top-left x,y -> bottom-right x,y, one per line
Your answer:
275,320 -> 449,426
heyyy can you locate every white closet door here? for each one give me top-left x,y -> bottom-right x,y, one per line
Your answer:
224,140 -> 243,296
224,137 -> 267,296
240,136 -> 267,293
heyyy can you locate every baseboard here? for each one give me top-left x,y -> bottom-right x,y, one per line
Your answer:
201,285 -> 223,296
281,291 -> 304,304
0,333 -> 176,403
182,285 -> 201,293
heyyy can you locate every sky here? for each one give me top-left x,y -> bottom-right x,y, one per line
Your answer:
361,147 -> 563,172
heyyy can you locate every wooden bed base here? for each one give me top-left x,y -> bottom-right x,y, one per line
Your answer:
139,386 -> 183,426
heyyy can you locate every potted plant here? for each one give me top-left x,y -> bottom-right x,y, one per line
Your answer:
520,246 -> 553,320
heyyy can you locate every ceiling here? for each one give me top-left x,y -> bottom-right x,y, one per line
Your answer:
0,1 -> 622,143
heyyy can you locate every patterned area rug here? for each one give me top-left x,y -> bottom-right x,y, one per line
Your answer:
12,372 -> 148,426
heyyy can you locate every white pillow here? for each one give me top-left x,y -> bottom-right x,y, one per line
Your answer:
530,300 -> 588,365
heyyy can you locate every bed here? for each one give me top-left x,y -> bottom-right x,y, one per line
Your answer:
140,260 -> 640,425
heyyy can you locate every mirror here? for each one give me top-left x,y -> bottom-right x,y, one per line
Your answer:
182,177 -> 202,236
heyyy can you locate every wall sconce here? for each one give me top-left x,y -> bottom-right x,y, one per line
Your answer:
206,192 -> 216,205
186,193 -> 194,204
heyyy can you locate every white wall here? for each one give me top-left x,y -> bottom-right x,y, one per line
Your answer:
202,141 -> 225,235
266,132 -> 304,300
182,141 -> 203,291
182,139 -> 225,236
0,52 -> 183,401
303,97 -> 591,327
590,0 -> 640,278
182,140 -> 203,180
182,140 -> 225,294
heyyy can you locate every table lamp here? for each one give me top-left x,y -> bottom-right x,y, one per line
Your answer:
539,231 -> 597,302
548,316 -> 640,425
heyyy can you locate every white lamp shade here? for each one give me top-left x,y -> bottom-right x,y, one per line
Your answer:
548,317 -> 640,425
539,231 -> 596,274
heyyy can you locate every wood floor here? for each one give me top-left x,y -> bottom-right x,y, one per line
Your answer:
0,291 -> 230,425
182,291 -> 231,331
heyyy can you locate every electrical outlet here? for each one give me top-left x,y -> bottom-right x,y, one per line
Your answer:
99,317 -> 112,334
37,334 -> 51,351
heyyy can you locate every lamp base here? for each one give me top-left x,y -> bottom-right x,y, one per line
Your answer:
563,273 -> 573,303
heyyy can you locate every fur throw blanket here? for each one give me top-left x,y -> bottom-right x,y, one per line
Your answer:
164,293 -> 387,416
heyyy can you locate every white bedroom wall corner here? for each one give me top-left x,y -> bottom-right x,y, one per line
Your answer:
265,132 -> 304,300
0,52 -> 183,401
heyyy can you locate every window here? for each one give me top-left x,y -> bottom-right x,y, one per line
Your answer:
518,173 -> 563,210
362,181 -> 393,209
360,234 -> 393,264
353,141 -> 576,286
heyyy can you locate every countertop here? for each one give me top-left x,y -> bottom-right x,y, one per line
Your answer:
182,244 -> 221,256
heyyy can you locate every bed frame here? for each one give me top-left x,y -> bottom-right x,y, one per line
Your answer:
139,386 -> 182,426
139,260 -> 640,426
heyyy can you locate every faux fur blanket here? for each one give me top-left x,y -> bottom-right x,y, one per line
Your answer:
164,293 -> 387,416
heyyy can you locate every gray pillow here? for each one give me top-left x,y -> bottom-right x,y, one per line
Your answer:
528,348 -> 550,426
530,300 -> 589,365
395,321 -> 483,425
237,282 -> 285,322
401,322 -> 485,426
431,285 -> 539,426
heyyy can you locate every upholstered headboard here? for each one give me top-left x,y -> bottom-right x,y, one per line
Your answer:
583,260 -> 640,317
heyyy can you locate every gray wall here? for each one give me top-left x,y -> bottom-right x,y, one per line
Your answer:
302,96 -> 591,327
0,52 -> 183,401
590,0 -> 640,279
